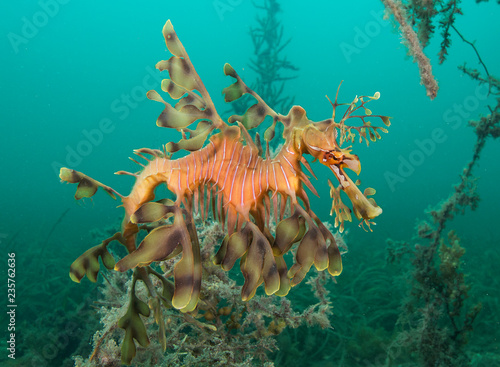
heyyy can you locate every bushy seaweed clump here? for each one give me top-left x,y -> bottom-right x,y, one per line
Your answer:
386,231 -> 481,366
383,0 -> 464,64
72,216 -> 340,367
229,0 -> 298,150
384,30 -> 499,366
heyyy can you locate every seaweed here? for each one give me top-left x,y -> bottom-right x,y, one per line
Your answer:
72,218 -> 338,366
380,0 -> 499,98
385,24 -> 499,367
381,0 -> 439,99
229,0 -> 298,150
249,0 -> 298,113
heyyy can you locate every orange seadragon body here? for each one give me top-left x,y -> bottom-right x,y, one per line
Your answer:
59,20 -> 391,364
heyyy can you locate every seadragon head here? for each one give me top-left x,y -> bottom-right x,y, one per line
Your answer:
273,84 -> 390,232
300,118 -> 383,232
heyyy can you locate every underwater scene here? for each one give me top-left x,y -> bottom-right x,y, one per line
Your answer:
1,0 -> 499,366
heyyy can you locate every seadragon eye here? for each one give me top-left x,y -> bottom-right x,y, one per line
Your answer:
324,150 -> 344,164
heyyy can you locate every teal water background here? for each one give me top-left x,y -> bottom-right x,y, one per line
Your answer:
1,1 -> 499,366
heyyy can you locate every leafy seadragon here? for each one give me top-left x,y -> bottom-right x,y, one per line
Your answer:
60,20 -> 391,364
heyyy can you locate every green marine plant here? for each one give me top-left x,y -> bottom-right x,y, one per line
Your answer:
60,20 -> 391,364
386,231 -> 482,366
385,21 -> 498,366
228,0 -> 298,156
381,0 -> 500,100
228,0 -> 298,118
248,0 -> 298,112
381,0 -> 439,99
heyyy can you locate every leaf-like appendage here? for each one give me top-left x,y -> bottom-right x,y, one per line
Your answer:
130,202 -> 170,224
222,81 -> 245,102
287,227 -> 327,287
228,103 -> 268,130
240,223 -> 279,300
117,208 -> 201,313
381,115 -> 391,126
158,103 -> 208,129
264,123 -> 276,142
118,291 -> 150,365
170,215 -> 202,312
223,63 -> 278,132
223,63 -> 237,78
75,177 -> 97,199
162,20 -> 183,57
175,91 -> 206,110
273,211 -> 306,256
150,19 -> 228,135
328,179 -> 352,233
217,230 -> 250,271
115,225 -> 181,270
148,90 -> 208,134
60,168 -> 117,200
241,104 -> 268,130
69,236 -> 118,283
213,235 -> 229,266
184,120 -> 213,138
330,88 -> 391,147
160,79 -> 207,111
327,243 -> 343,276
274,255 -> 291,297
161,79 -> 188,99
166,120 -> 214,153
156,56 -> 198,91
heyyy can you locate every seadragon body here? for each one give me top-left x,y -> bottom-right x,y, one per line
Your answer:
60,20 -> 391,364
